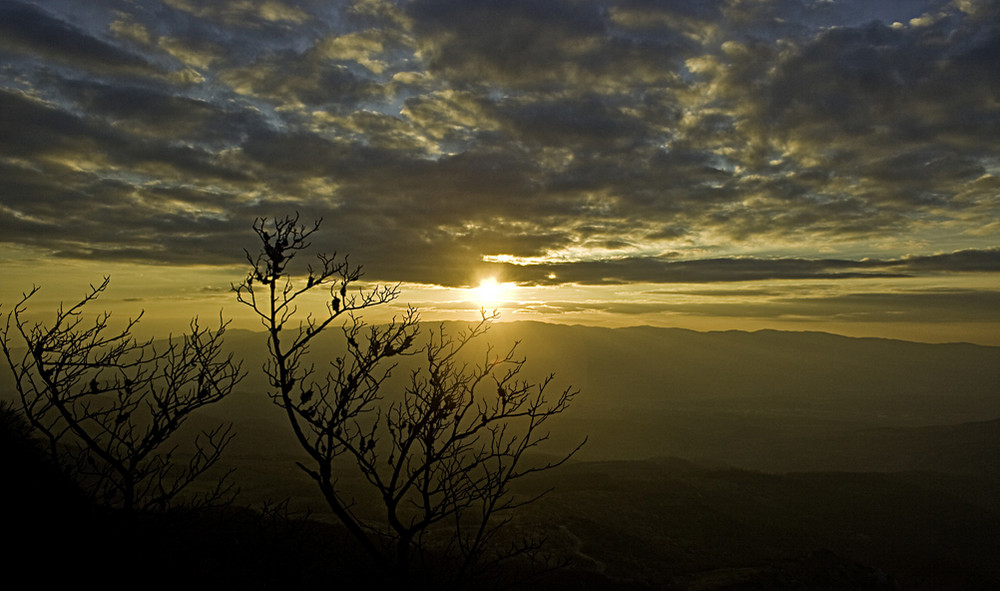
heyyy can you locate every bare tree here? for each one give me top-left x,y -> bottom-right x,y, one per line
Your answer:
365,318 -> 584,589
1,277 -> 244,513
233,214 -> 583,588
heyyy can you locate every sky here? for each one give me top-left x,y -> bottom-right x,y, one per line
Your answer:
1,0 -> 998,344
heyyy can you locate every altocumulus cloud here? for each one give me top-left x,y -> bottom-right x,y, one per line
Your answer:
0,0 -> 997,290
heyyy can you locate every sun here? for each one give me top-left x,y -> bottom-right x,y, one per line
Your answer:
473,277 -> 508,308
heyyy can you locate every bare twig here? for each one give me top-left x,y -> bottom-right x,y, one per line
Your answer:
1,279 -> 245,513
233,215 -> 583,588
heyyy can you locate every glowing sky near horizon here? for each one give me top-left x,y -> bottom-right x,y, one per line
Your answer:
1,0 -> 999,344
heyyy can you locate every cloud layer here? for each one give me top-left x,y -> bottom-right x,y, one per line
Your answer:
1,0 -> 998,294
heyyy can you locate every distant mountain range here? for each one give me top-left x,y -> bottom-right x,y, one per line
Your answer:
6,321 -> 1000,474
144,321 -> 999,484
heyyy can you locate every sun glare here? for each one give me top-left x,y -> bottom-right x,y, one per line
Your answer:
474,277 -> 509,308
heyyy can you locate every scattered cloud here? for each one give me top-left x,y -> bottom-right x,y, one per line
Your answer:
0,0 -> 997,337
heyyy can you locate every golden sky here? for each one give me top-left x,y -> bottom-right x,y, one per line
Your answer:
1,0 -> 998,344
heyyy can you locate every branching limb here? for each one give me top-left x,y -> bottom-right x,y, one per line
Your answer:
232,215 -> 584,588
1,280 -> 244,513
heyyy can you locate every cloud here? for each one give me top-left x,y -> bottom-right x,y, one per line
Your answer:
55,78 -> 262,143
220,52 -> 382,111
0,1 -> 161,77
407,0 -> 692,90
512,288 -> 1000,325
481,255 -> 905,287
900,248 -> 1000,272
494,93 -> 654,151
161,0 -> 310,27
485,249 -> 1000,288
0,0 -> 997,307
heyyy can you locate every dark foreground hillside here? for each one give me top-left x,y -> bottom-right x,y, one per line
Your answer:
518,457 -> 1000,590
200,447 -> 1000,589
0,402 -> 384,589
8,424 -> 979,590
0,403 -> 925,590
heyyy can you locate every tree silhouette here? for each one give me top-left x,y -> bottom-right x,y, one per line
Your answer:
234,214 -> 584,588
1,278 -> 244,512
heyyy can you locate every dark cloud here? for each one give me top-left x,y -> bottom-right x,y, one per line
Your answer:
55,78 -> 265,144
482,256 -> 905,287
0,89 -> 96,159
478,249 -> 1000,288
518,288 -> 1000,325
241,129 -> 392,175
0,1 -> 161,76
0,88 -> 252,183
747,11 -> 1000,167
0,158 -> 249,266
495,93 -> 655,151
900,248 -> 1000,272
760,19 -> 993,144
407,0 -> 690,89
221,51 -> 383,111
157,0 -> 315,33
